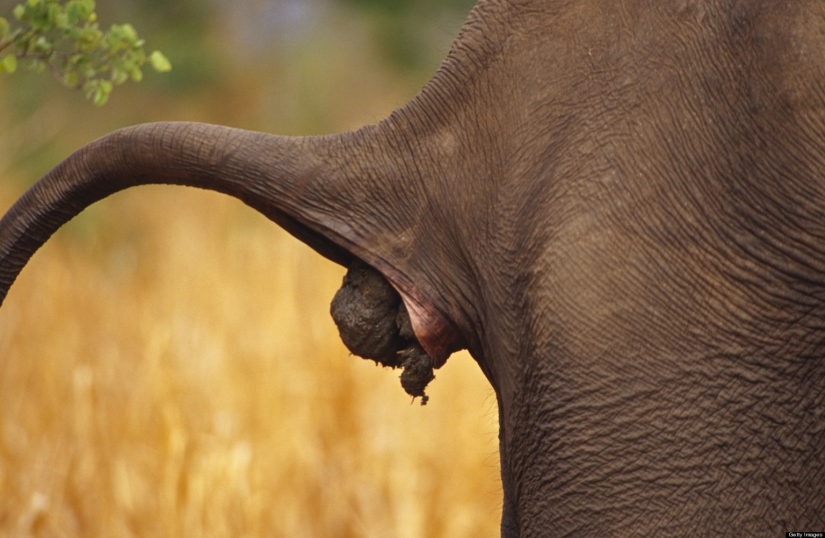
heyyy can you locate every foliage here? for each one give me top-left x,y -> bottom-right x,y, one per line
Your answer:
0,0 -> 170,105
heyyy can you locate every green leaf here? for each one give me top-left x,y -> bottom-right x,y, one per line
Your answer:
27,0 -> 42,7
92,78 -> 112,105
13,5 -> 26,20
65,3 -> 77,24
0,55 -> 18,73
48,3 -> 63,26
67,0 -> 93,22
111,66 -> 128,85
79,0 -> 94,19
120,23 -> 137,43
77,25 -> 102,50
149,50 -> 171,72
34,35 -> 52,53
130,66 -> 142,82
0,17 -> 9,39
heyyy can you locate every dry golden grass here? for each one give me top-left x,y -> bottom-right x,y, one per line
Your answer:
0,184 -> 502,537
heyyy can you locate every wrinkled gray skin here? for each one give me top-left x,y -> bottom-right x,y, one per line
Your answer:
2,0 -> 825,535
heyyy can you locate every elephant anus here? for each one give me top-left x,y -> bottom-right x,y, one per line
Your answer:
3,0 -> 825,535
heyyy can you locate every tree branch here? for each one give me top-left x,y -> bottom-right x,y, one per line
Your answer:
43,60 -> 80,89
15,51 -> 75,60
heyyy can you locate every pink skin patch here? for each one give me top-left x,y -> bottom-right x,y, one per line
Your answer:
397,293 -> 461,369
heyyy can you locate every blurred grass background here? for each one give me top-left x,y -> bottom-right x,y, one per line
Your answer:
0,0 -> 503,536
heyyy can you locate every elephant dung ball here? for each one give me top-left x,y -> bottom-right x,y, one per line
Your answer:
330,258 -> 403,367
399,346 -> 434,405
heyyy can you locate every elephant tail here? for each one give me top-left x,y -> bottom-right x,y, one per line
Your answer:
0,122 -> 355,306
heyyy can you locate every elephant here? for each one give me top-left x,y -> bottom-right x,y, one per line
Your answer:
2,0 -> 825,535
